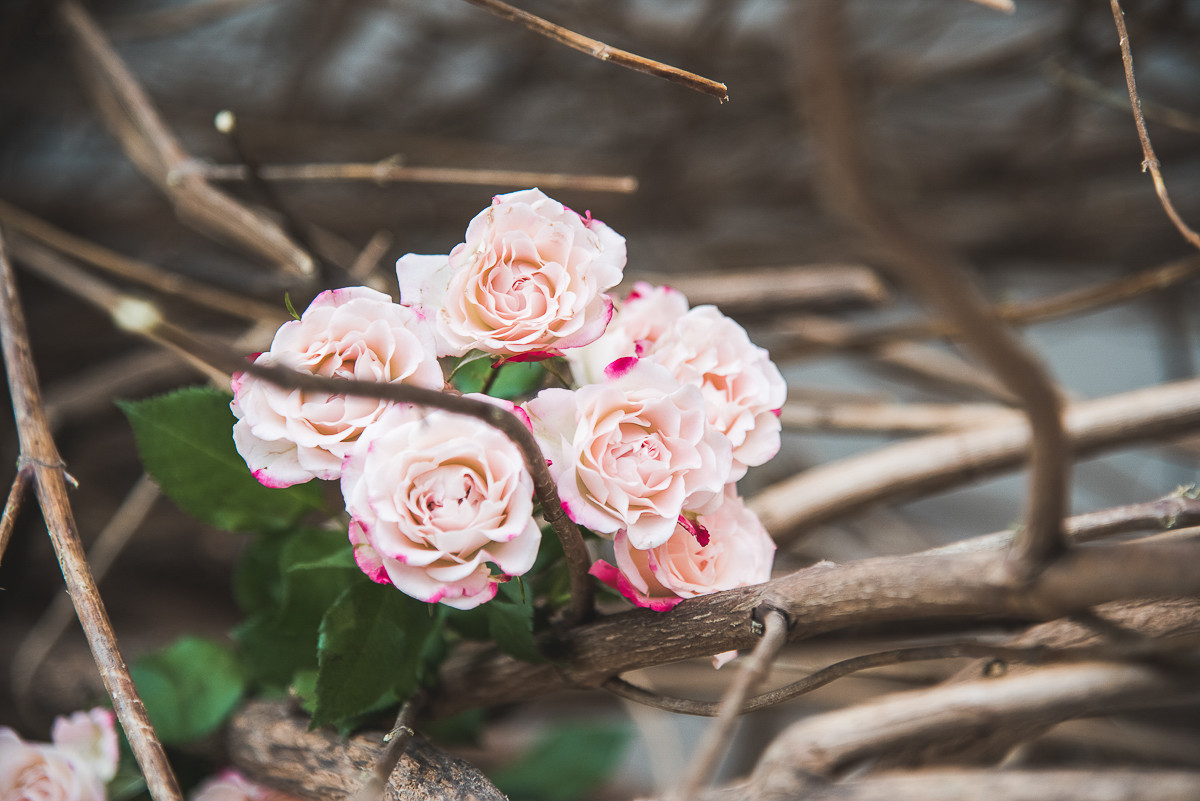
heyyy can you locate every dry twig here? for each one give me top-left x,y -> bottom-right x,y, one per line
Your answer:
0,230 -> 184,801
752,376 -> 1200,542
57,0 -> 314,276
458,0 -> 729,102
1109,0 -> 1200,253
795,0 -> 1068,578
203,160 -> 639,194
11,474 -> 161,721
0,201 -> 286,322
781,254 -> 1200,355
673,609 -> 789,800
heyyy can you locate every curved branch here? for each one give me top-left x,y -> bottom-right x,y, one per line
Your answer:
794,0 -> 1067,578
748,661 -> 1199,784
751,377 -> 1200,543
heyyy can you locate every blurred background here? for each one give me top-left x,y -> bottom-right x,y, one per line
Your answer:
1,0 -> 1199,796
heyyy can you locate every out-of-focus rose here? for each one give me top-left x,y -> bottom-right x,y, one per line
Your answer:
590,487 -> 775,611
396,188 -> 625,358
341,401 -> 541,609
565,281 -> 689,386
231,286 -> 443,487
0,726 -> 107,801
525,360 -> 732,550
49,710 -> 117,784
191,770 -> 304,801
568,284 -> 785,478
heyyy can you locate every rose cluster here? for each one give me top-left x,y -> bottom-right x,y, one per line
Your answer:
231,188 -> 783,613
1,709 -> 118,801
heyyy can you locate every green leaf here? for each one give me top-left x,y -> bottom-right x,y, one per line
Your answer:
118,387 -> 323,533
312,583 -> 411,728
486,581 -> 544,664
233,534 -> 288,617
284,292 -> 301,321
490,721 -> 631,801
130,637 -> 245,745
312,584 -> 448,730
236,529 -> 358,687
450,356 -> 546,400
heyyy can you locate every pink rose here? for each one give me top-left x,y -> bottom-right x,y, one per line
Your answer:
0,708 -> 118,801
231,287 -> 443,487
590,487 -> 776,611
341,402 -> 541,610
396,188 -> 625,358
191,770 -> 303,801
524,360 -> 732,550
645,306 -> 787,478
570,284 -> 786,479
48,710 -> 117,784
565,281 -> 689,386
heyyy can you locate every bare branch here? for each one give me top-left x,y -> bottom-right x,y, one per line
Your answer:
752,377 -> 1200,542
348,695 -> 425,801
0,201 -> 286,323
429,534 -> 1200,718
0,468 -> 31,569
11,474 -> 160,721
203,160 -> 639,194
781,254 -> 1200,356
458,0 -> 729,102
733,769 -> 1200,801
778,315 -> 1017,404
674,610 -> 789,800
779,399 -> 1007,434
0,231 -> 184,801
747,661 -> 1197,785
625,264 -> 888,314
1109,0 -> 1200,253
57,0 -> 315,276
794,0 -> 1068,578
228,700 -> 504,801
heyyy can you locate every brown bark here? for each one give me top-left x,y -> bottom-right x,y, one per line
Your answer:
228,701 -> 504,801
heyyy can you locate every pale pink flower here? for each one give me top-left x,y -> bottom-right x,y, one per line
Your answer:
0,708 -> 118,801
231,286 -> 443,487
341,401 -> 541,610
396,188 -> 625,358
571,284 -> 785,478
191,770 -> 303,801
565,281 -> 689,386
645,306 -> 787,479
525,360 -> 732,550
590,487 -> 775,611
49,710 -> 117,784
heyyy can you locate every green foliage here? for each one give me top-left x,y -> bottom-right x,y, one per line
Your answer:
486,580 -> 543,663
312,582 -> 445,729
118,387 -> 322,533
490,721 -> 631,801
235,528 -> 358,687
449,354 -> 547,399
130,637 -> 245,745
